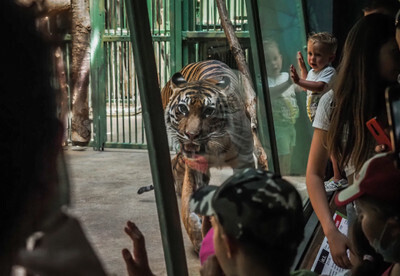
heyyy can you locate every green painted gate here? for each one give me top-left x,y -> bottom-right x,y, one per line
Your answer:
89,0 -> 249,150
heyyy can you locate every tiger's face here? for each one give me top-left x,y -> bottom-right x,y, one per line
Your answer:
166,73 -> 231,158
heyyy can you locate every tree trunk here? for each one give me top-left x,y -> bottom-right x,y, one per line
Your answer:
54,46 -> 70,146
215,0 -> 268,170
17,0 -> 91,146
70,0 -> 91,146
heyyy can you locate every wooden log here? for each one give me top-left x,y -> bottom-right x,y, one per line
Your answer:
215,0 -> 268,170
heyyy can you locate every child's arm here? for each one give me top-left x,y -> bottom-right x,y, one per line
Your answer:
268,78 -> 292,98
290,65 -> 327,92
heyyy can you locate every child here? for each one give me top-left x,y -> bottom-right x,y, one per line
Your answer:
191,168 -> 315,276
307,14 -> 399,269
346,217 -> 390,276
291,32 -> 347,191
335,152 -> 400,276
290,32 -> 337,122
122,169 -> 318,276
264,40 -> 299,175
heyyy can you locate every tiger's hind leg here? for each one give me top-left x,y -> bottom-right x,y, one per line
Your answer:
171,152 -> 185,196
180,165 -> 210,252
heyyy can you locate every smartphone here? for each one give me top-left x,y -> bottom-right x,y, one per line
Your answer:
386,85 -> 400,168
366,117 -> 392,151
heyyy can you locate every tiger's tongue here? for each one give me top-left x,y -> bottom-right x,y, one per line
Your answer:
190,154 -> 207,163
185,154 -> 208,173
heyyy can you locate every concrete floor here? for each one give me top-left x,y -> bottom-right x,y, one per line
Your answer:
65,147 -> 308,276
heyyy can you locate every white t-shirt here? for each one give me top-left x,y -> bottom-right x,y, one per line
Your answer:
312,90 -> 355,177
312,90 -> 333,131
306,65 -> 336,122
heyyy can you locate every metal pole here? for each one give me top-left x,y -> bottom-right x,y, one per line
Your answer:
124,0 -> 189,275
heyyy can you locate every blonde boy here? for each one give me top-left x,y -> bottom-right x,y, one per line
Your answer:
290,32 -> 337,122
291,32 -> 346,192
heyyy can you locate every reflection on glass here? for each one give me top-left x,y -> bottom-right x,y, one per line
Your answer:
258,1 -> 312,178
264,40 -> 299,175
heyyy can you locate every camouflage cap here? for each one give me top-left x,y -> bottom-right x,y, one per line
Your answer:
190,168 -> 304,247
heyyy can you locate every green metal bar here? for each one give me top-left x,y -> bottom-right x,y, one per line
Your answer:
108,43 -> 114,141
134,74 -> 138,143
122,0 -> 127,30
105,0 -> 110,32
190,0 -> 195,31
241,0 -> 244,29
90,0 -> 106,150
164,0 -> 167,35
227,0 -> 230,19
124,1 -> 188,275
151,0 -> 155,34
158,42 -> 161,83
158,2 -> 161,36
234,0 -> 237,28
170,0 -> 182,74
128,43 -> 132,144
181,0 -> 190,64
166,41 -> 169,85
245,0 -> 280,174
112,0 -> 116,30
121,42 -> 126,143
120,0 -> 123,35
206,0 -> 209,30
213,1 -> 217,30
114,42 -> 120,142
200,1 -> 204,31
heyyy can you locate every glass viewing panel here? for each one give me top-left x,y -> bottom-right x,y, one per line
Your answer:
24,1 -> 320,274
163,0 -> 310,205
250,0 -> 312,204
164,0 -> 255,188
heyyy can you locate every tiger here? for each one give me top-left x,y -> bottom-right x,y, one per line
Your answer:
163,60 -> 255,252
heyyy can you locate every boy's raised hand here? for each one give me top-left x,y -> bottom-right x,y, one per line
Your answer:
297,51 -> 308,78
122,221 -> 155,276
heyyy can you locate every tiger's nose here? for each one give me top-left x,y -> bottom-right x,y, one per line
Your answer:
185,131 -> 199,140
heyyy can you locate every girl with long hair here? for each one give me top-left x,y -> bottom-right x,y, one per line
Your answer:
306,13 -> 400,269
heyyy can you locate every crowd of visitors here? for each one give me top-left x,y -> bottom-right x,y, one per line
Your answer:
3,0 -> 400,275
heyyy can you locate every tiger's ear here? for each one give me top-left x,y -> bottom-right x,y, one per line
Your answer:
215,76 -> 230,90
170,73 -> 187,89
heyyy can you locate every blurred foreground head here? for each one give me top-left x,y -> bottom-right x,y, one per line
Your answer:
0,0 -> 61,273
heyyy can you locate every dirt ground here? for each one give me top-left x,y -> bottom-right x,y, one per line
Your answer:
66,147 -> 230,276
65,147 -> 307,276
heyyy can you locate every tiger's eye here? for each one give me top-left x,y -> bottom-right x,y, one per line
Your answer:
177,104 -> 188,115
203,107 -> 215,117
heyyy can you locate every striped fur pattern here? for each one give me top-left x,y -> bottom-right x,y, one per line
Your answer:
163,60 -> 255,251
